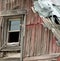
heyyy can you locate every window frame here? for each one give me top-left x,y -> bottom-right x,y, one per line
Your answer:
6,15 -> 24,46
7,19 -> 20,44
1,9 -> 26,51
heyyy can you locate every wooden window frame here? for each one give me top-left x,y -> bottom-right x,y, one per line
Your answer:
7,15 -> 24,46
7,18 -> 21,46
1,14 -> 26,51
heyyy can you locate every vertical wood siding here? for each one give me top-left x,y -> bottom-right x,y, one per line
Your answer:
23,1 -> 60,61
0,0 -> 60,61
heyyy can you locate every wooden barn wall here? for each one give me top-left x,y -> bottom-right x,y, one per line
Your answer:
0,0 -> 33,48
24,14 -> 60,61
0,0 -> 60,61
0,0 -> 33,10
23,0 -> 60,61
24,14 -> 50,57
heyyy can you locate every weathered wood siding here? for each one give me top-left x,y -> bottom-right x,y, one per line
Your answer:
24,14 -> 60,61
23,0 -> 60,61
0,0 -> 33,48
0,0 -> 60,61
0,0 -> 32,10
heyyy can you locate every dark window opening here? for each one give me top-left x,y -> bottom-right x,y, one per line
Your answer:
8,32 -> 19,43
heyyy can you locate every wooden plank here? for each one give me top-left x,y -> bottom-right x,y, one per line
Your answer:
1,46 -> 20,51
41,18 -> 53,30
25,26 -> 32,57
40,25 -> 44,55
46,29 -> 50,54
20,14 -> 26,61
0,17 -> 3,48
34,24 -> 38,56
43,28 -> 47,54
52,28 -> 60,41
49,31 -> 53,53
37,24 -> 42,55
22,14 -> 26,58
24,53 -> 60,61
23,26 -> 27,57
0,9 -> 26,16
30,25 -> 35,56
36,24 -> 41,55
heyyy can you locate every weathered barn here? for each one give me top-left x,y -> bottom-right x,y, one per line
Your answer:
0,0 -> 60,61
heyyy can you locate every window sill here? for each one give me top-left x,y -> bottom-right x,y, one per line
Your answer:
1,42 -> 20,51
7,42 -> 19,46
